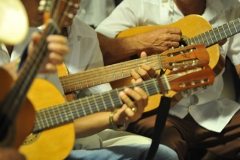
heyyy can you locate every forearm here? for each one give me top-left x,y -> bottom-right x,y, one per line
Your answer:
73,111 -> 111,138
97,33 -> 149,65
235,64 -> 240,78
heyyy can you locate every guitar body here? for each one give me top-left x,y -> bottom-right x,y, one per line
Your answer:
19,78 -> 75,160
57,63 -> 74,101
0,68 -> 35,149
112,15 -> 221,113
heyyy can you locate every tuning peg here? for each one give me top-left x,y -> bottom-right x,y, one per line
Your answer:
199,85 -> 208,93
181,90 -> 191,97
172,67 -> 178,71
180,83 -> 186,87
38,0 -> 46,12
200,79 -> 206,83
193,88 -> 198,92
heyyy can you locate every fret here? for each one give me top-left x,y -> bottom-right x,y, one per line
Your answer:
60,104 -> 69,122
221,25 -> 228,38
210,29 -> 217,44
143,81 -> 149,95
86,97 -> 93,114
67,103 -> 75,120
97,69 -> 102,84
91,72 -> 95,86
213,27 -> 222,42
35,112 -> 44,130
79,99 -> 87,116
49,107 -> 58,125
234,19 -> 240,33
156,54 -> 162,69
226,23 -> 233,36
42,109 -> 50,128
100,94 -> 107,110
192,36 -> 197,44
196,35 -> 201,44
113,66 -> 116,81
121,62 -> 124,78
207,30 -> 214,45
73,102 -> 81,118
185,38 -> 191,45
104,67 -> 108,83
57,104 -> 64,123
92,95 -> 100,112
230,21 -> 238,35
222,24 -> 231,38
108,92 -> 115,107
199,33 -> 205,45
153,80 -> 161,94
204,31 -> 211,46
218,25 -> 226,39
146,55 -> 149,65
115,88 -> 123,106
136,58 -> 139,69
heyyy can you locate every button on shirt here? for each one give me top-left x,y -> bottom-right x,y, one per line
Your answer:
96,0 -> 240,132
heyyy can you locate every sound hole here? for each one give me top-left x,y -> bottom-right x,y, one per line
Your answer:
0,115 -> 11,142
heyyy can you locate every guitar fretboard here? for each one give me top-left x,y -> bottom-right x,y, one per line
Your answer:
186,18 -> 240,47
0,22 -> 60,122
60,54 -> 163,93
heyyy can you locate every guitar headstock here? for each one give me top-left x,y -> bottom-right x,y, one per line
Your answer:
38,0 -> 80,29
161,43 -> 210,70
160,63 -> 214,94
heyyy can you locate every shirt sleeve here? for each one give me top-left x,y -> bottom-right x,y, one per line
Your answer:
95,0 -> 143,38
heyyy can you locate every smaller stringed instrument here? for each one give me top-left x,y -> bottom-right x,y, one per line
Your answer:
0,0 -> 76,152
20,63 -> 215,160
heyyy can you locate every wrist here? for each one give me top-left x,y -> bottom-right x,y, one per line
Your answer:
109,109 -> 125,131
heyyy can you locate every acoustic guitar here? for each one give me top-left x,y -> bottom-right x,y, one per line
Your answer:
0,0 -> 33,149
116,14 -> 239,74
113,14 -> 238,112
57,43 -> 209,101
20,63 -> 215,160
0,0 -> 75,152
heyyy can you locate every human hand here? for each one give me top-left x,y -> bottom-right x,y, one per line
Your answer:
28,32 -> 69,73
131,52 -> 156,84
113,87 -> 148,125
0,148 -> 26,160
136,28 -> 182,54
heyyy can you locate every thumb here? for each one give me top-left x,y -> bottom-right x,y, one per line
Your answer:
140,51 -> 147,58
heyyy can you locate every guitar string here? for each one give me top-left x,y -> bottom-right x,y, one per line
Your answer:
60,54 -> 200,92
35,69 -> 207,131
34,79 -> 163,131
0,0 -> 70,140
0,24 -> 56,139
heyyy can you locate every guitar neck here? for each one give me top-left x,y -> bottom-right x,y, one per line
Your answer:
187,18 -> 240,47
60,54 -> 162,93
33,78 -> 163,132
0,23 -> 60,120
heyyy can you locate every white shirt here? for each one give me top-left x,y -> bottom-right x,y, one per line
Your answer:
96,0 -> 240,132
64,17 -> 112,95
76,0 -> 115,27
64,17 -> 112,149
0,27 -> 64,95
